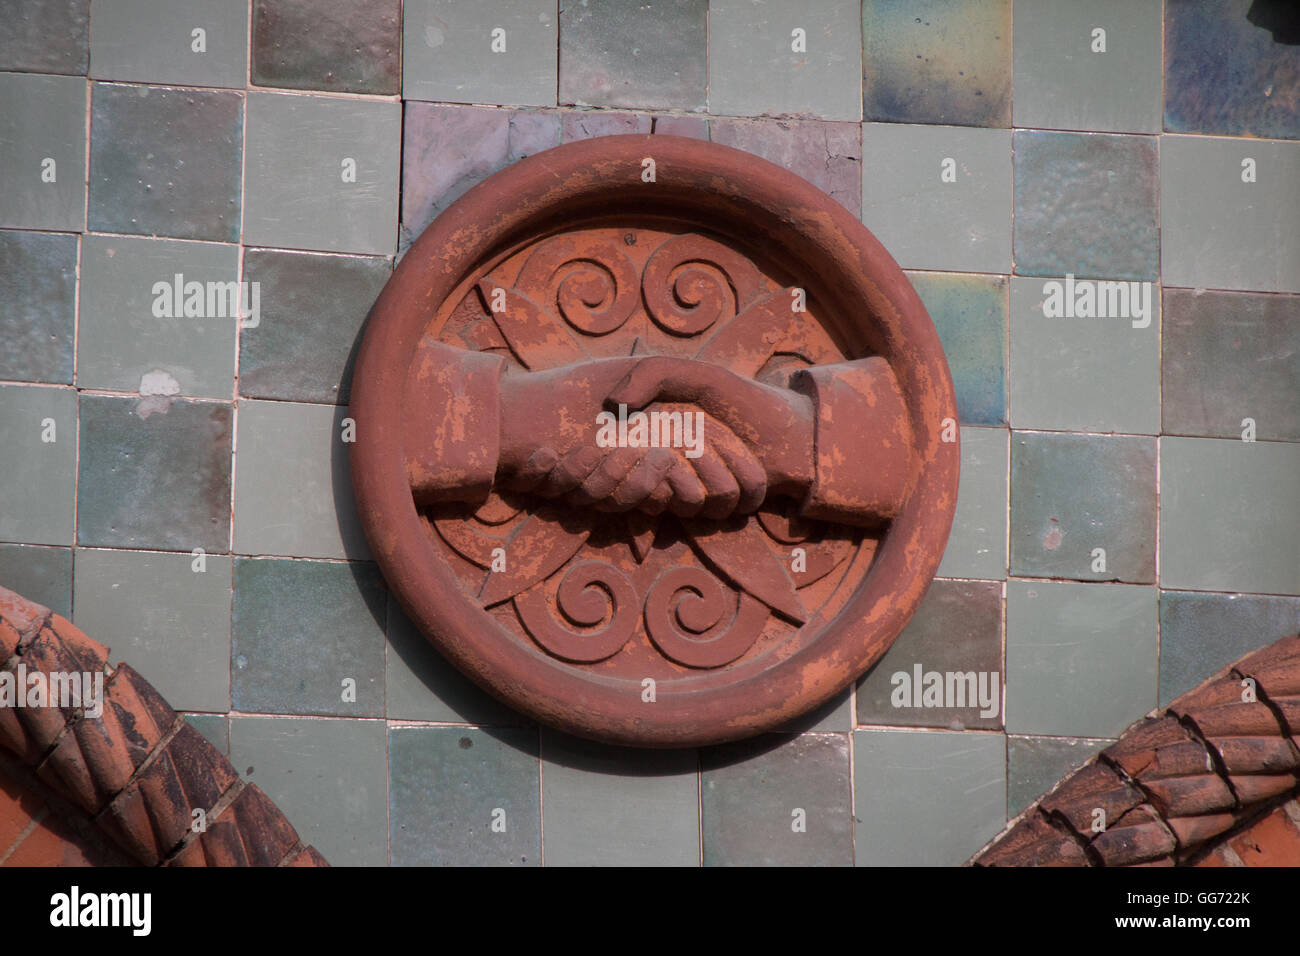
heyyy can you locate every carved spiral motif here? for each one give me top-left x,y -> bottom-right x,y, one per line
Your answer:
514,560 -> 639,663
516,236 -> 640,336
644,565 -> 769,669
642,234 -> 764,337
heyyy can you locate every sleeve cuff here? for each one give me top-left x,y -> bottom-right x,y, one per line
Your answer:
790,356 -> 912,527
402,339 -> 507,506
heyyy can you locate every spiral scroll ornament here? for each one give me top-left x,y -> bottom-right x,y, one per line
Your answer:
515,235 -> 641,336
643,565 -> 770,669
514,561 -> 640,663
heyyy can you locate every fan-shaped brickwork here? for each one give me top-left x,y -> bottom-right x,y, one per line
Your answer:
972,633 -> 1300,867
0,586 -> 327,867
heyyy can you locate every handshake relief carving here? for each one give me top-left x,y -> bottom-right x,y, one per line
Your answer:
407,347 -> 913,528
349,135 -> 959,745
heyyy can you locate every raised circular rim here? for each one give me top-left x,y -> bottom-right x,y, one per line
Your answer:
350,134 -> 960,747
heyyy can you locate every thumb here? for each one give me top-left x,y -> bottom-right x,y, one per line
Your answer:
607,356 -> 711,411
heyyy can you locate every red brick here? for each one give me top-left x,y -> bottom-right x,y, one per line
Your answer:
0,770 -> 44,851
1166,812 -> 1239,847
1195,844 -> 1242,867
1228,806 -> 1300,867
1039,762 -> 1143,836
1143,773 -> 1235,818
1091,806 -> 1177,866
974,813 -> 1091,867
1229,773 -> 1298,804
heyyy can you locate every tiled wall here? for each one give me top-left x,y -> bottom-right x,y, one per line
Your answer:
1,0 -> 1297,866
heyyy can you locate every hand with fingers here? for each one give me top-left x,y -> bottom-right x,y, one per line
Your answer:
604,356 -> 818,498
495,358 -> 769,520
505,403 -> 767,519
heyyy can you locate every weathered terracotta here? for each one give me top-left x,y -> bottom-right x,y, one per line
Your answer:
972,632 -> 1300,867
0,586 -> 327,867
350,134 -> 960,747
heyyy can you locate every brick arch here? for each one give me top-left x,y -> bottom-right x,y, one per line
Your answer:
0,586 -> 327,867
972,633 -> 1300,867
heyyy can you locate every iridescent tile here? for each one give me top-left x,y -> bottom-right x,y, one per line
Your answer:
0,0 -> 89,75
253,0 -> 400,95
89,82 -> 243,242
1165,0 -> 1300,140
1011,431 -> 1157,584
1163,288 -> 1300,441
862,0 -> 1011,128
77,393 -> 234,551
0,230 -> 77,384
702,734 -> 852,866
1013,130 -> 1158,280
389,726 -> 540,866
907,271 -> 1007,426
709,0 -> 861,121
560,0 -> 705,111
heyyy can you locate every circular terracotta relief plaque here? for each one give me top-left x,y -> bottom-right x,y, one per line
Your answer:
351,135 -> 959,747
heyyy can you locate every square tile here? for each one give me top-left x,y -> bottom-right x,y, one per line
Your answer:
1160,437 -> 1300,595
1013,130 -> 1158,281
389,726 -> 540,866
1161,136 -> 1300,294
0,0 -> 89,74
936,426 -> 1008,580
386,596 -> 527,725
862,0 -> 1011,128
232,399 -> 370,560
72,548 -> 232,713
654,116 -> 707,139
907,271 -> 1006,426
91,0 -> 248,88
1165,0 -> 1300,140
540,730 -> 698,866
560,0 -> 703,111
231,558 -> 386,717
0,544 -> 72,616
1163,289 -> 1300,442
77,394 -> 232,551
1011,432 -> 1157,583
559,110 -> 651,141
0,384 -> 77,546
853,729 -> 1006,865
244,91 -> 400,255
861,123 -> 1011,273
184,713 -> 229,754
239,248 -> 390,404
0,72 -> 87,231
708,0 -> 861,121
77,234 -> 239,399
709,118 -> 861,214
1008,275 -> 1160,434
405,0 -> 557,107
1007,735 -> 1109,817
701,733 -> 851,866
0,230 -> 77,384
1012,0 -> 1162,133
857,578 -> 1004,729
253,0 -> 400,95
89,82 -> 242,243
400,103 -> 561,249
1005,580 -> 1157,737
1160,590 -> 1300,706
229,715 -> 388,867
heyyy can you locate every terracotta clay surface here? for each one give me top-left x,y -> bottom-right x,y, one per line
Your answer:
972,632 -> 1300,867
351,134 -> 959,747
0,586 -> 327,867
